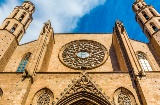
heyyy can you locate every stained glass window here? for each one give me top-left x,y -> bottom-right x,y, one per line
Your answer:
17,52 -> 31,72
137,52 -> 152,71
37,92 -> 51,105
114,87 -> 137,105
32,88 -> 53,105
118,92 -> 131,105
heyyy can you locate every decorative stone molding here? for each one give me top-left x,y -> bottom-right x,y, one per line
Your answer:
55,72 -> 112,105
59,40 -> 108,70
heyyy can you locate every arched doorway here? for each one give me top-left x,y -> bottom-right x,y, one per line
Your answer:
56,91 -> 111,105
70,99 -> 97,105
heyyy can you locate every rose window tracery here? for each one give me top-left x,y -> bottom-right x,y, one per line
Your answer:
59,40 -> 108,70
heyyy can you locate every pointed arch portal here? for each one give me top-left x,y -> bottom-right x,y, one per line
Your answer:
56,72 -> 111,105
56,91 -> 111,105
71,99 -> 96,105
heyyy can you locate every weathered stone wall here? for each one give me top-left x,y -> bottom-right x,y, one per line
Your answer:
24,73 -> 140,105
1,34 -> 160,105
137,72 -> 160,104
0,30 -> 18,71
130,39 -> 160,71
0,73 -> 31,105
4,41 -> 37,72
48,34 -> 120,72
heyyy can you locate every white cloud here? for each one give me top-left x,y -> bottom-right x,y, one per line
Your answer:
0,0 -> 106,44
0,0 -> 20,24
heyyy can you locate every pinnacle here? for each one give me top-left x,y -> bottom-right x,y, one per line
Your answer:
136,0 -> 143,2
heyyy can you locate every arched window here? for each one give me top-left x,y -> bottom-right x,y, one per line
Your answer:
137,4 -> 140,9
10,24 -> 18,33
142,11 -> 149,20
17,52 -> 31,72
118,91 -> 131,104
114,87 -> 137,105
150,23 -> 158,32
32,88 -> 54,105
137,52 -> 152,71
19,12 -> 26,22
37,92 -> 51,104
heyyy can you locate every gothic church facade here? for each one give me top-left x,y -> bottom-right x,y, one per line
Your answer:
0,0 -> 160,105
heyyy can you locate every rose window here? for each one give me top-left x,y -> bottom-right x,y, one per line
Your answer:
59,40 -> 108,70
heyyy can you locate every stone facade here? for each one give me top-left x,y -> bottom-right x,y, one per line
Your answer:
0,0 -> 160,105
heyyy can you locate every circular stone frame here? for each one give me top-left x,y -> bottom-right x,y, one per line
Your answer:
59,40 -> 109,70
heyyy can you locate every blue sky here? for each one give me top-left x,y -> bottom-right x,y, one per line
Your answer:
0,0 -> 160,44
74,0 -> 160,43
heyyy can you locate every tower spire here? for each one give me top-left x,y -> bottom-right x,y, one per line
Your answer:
0,1 -> 35,42
132,0 -> 160,57
0,1 -> 35,71
136,0 -> 143,2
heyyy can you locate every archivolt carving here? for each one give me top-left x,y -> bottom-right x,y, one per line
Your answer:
59,40 -> 108,70
56,72 -> 112,105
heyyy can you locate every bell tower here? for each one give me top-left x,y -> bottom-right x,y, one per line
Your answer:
0,1 -> 35,71
132,0 -> 160,57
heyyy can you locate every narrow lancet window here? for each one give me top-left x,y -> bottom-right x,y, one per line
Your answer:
19,12 -> 26,22
10,24 -> 18,33
137,4 -> 140,9
142,11 -> 149,20
17,52 -> 31,72
137,52 -> 152,71
150,23 -> 158,32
